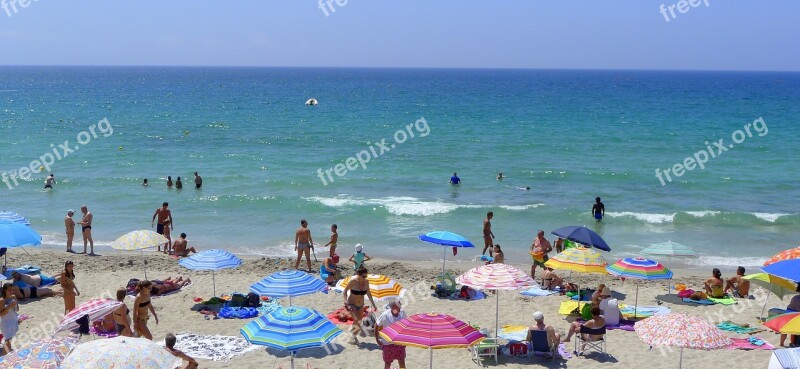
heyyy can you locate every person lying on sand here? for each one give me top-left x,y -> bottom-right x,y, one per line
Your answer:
11,272 -> 60,287
10,285 -> 63,300
149,277 -> 191,296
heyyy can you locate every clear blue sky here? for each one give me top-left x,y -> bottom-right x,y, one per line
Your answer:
1,1 -> 798,71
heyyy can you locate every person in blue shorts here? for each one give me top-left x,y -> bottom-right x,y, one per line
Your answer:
449,172 -> 461,185
592,197 -> 605,221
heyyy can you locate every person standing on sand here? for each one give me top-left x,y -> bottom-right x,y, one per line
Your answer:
482,211 -> 494,256
530,230 -> 552,280
592,197 -> 605,221
324,224 -> 338,258
44,174 -> 55,189
152,202 -> 173,252
294,219 -> 314,272
78,205 -> 94,255
375,299 -> 407,369
61,260 -> 79,315
65,210 -> 76,253
113,288 -> 132,337
194,172 -> 202,189
0,283 -> 20,356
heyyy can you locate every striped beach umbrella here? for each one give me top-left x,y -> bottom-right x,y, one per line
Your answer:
764,312 -> 800,335
636,314 -> 731,368
419,231 -> 475,278
379,313 -> 485,369
545,247 -> 608,274
0,220 -> 42,248
0,335 -> 78,368
241,306 -> 342,369
336,274 -> 405,301
765,247 -> 800,266
607,257 -> 673,318
642,241 -> 696,258
250,270 -> 328,305
179,249 -> 243,296
54,298 -> 123,333
0,211 -> 31,225
456,263 -> 536,336
551,225 -> 611,251
61,337 -> 181,369
111,230 -> 168,279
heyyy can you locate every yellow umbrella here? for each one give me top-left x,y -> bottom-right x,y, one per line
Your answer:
744,273 -> 799,320
545,247 -> 609,274
111,230 -> 167,279
337,274 -> 406,301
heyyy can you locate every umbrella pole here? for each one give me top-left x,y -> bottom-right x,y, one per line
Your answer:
759,287 -> 773,321
442,246 -> 447,281
429,347 -> 433,369
634,283 -> 639,319
495,289 -> 500,337
678,347 -> 683,369
213,271 -> 216,297
291,351 -> 295,369
141,249 -> 148,280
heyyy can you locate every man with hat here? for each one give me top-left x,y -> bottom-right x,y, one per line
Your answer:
64,209 -> 76,253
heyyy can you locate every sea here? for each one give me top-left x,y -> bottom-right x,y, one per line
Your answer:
0,66 -> 798,271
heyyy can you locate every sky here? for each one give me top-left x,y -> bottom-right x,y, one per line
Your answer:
1,1 -> 798,71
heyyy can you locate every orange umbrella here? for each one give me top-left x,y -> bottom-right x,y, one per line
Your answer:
764,247 -> 800,266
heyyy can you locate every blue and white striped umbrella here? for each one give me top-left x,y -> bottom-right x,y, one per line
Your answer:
250,270 -> 327,305
241,306 -> 342,369
179,249 -> 242,296
0,211 -> 30,225
0,220 -> 42,248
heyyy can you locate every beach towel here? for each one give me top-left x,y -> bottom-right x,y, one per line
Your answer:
708,295 -> 738,305
559,301 -> 581,315
448,290 -> 487,301
569,289 -> 594,301
327,307 -> 377,325
126,280 -> 192,299
159,334 -> 259,362
520,286 -> 557,297
717,321 -> 766,335
682,297 -> 715,305
498,325 -> 529,341
620,306 -> 671,318
90,325 -> 119,338
502,342 -> 573,360
218,306 -> 259,319
577,318 -> 636,331
728,337 -> 775,351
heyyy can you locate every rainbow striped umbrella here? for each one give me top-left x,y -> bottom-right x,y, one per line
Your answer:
642,241 -> 696,258
545,247 -> 608,274
764,312 -> 800,335
456,263 -> 536,336
54,298 -> 123,333
635,314 -> 732,369
250,270 -> 328,305
379,313 -> 485,369
765,247 -> 800,266
336,274 -> 405,301
607,257 -> 673,318
241,306 -> 342,369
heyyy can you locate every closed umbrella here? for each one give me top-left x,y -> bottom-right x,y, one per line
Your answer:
250,270 -> 327,306
61,336 -> 181,369
241,306 -> 342,369
111,230 -> 168,279
179,249 -> 242,296
607,257 -> 673,318
54,298 -> 123,333
379,313 -> 485,369
0,336 -> 78,368
550,226 -> 611,251
336,274 -> 405,301
765,247 -> 800,266
419,231 -> 474,278
455,263 -> 536,336
744,273 -> 798,320
635,314 -> 732,368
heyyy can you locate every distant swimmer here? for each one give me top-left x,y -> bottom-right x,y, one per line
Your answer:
176,177 -> 183,190
497,172 -> 504,180
592,197 -> 605,221
449,172 -> 461,186
167,176 -> 173,189
44,174 -> 55,189
142,179 -> 148,187
506,185 -> 531,191
194,172 -> 202,189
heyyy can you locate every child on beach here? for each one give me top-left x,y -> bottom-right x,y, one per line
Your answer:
0,283 -> 19,356
324,224 -> 338,258
349,244 -> 371,271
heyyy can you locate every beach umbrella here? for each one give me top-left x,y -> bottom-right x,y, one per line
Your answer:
111,230 -> 168,279
763,259 -> 800,283
607,257 -> 673,318
764,312 -> 800,335
642,241 -> 696,258
769,347 -> 800,369
241,306 -> 342,369
379,313 -> 485,369
765,247 -> 800,266
336,274 -> 405,301
0,211 -> 31,225
61,336 -> 181,369
744,273 -> 799,320
54,298 -> 123,334
179,249 -> 242,296
550,225 -> 611,251
418,231 -> 475,279
250,270 -> 327,306
635,313 -> 732,369
0,220 -> 42,248
455,263 -> 536,336
546,247 -> 608,310
0,335 -> 78,368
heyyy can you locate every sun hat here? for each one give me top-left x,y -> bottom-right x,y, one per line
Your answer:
601,286 -> 612,297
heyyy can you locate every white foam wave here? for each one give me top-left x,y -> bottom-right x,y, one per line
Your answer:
305,196 -> 542,217
685,211 -> 721,218
605,212 -> 675,224
40,231 -> 113,247
498,204 -> 545,211
751,212 -> 792,222
684,256 -> 767,268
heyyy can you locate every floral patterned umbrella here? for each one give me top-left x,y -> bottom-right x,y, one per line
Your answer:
0,336 -> 78,368
635,314 -> 732,368
61,337 -> 180,369
765,247 -> 800,266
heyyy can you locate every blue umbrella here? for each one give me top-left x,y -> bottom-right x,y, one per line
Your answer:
419,231 -> 475,278
763,259 -> 800,282
0,211 -> 30,225
250,270 -> 327,306
0,221 -> 42,248
179,249 -> 243,296
241,306 -> 342,369
550,225 -> 611,252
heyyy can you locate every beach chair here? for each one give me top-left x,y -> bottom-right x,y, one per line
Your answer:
574,325 -> 607,356
528,330 -> 557,362
471,337 -> 499,365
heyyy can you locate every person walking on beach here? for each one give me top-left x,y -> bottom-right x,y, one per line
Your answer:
294,219 -> 314,272
375,299 -> 407,369
0,283 -> 20,356
530,230 -> 552,280
449,172 -> 461,185
78,205 -> 94,255
482,212 -> 494,256
343,267 -> 377,344
175,177 -> 183,189
61,260 -> 79,314
592,197 -> 605,221
133,280 -> 158,340
194,172 -> 202,189
44,174 -> 55,190
65,210 -> 76,253
152,202 -> 173,252
167,176 -> 173,188
172,233 -> 197,257
324,224 -> 338,258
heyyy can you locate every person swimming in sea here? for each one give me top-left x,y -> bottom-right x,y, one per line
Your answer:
497,172 -> 504,180
449,172 -> 461,186
592,197 -> 605,221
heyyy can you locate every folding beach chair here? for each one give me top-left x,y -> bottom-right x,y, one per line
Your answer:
528,330 -> 557,362
471,337 -> 499,365
574,325 -> 607,356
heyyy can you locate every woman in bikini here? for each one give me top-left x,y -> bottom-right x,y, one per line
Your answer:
133,280 -> 159,340
60,260 -> 79,314
113,288 -> 133,337
342,267 -> 377,343
149,276 -> 191,296
704,268 -> 725,298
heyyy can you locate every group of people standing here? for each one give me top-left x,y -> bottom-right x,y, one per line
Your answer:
63,206 -> 94,255
152,202 -> 197,256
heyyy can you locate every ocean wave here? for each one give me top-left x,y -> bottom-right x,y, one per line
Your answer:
605,212 -> 675,224
751,212 -> 793,223
303,195 -> 543,217
684,256 -> 767,268
605,210 -> 796,225
684,211 -> 722,218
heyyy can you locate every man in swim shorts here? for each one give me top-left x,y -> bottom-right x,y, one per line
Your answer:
724,266 -> 751,298
172,233 -> 197,257
375,299 -> 408,369
44,174 -> 55,189
151,202 -> 173,252
482,212 -> 494,257
194,172 -> 202,189
294,219 -> 314,272
79,205 -> 94,255
592,197 -> 605,221
530,230 -> 552,280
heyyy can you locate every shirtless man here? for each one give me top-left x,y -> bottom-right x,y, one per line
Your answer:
151,202 -> 173,252
65,210 -> 76,252
194,172 -> 202,189
44,174 -> 55,189
482,212 -> 494,256
592,197 -> 605,222
78,205 -> 94,255
530,230 -> 552,279
324,224 -> 338,258
165,333 -> 198,369
172,233 -> 197,257
725,266 -> 751,298
294,219 -> 314,272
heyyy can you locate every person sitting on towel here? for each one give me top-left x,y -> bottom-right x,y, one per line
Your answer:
703,268 -> 725,298
724,266 -> 751,298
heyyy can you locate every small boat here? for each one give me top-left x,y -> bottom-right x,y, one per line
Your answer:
305,98 -> 318,106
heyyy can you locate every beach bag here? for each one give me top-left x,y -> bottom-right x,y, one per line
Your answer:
581,303 -> 593,320
509,342 -> 528,356
245,293 -> 260,308
229,293 -> 247,307
678,289 -> 694,298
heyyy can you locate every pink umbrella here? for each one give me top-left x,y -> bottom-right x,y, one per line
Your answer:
54,298 -> 123,333
635,314 -> 732,368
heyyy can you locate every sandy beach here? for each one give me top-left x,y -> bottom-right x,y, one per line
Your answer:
2,248 -> 785,369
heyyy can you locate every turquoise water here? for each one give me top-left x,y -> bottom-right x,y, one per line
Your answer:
0,67 -> 798,269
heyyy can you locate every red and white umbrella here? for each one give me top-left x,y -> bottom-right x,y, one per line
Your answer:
54,298 -> 123,333
456,263 -> 536,336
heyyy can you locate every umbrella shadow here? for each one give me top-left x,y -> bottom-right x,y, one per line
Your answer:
577,352 -> 618,363
655,293 -> 699,307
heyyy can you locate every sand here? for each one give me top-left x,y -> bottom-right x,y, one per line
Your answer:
2,248 -> 784,369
